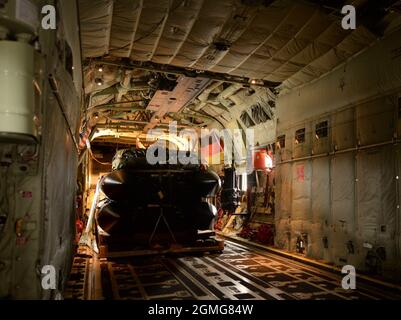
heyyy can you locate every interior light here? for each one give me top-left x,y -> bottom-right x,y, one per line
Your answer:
98,66 -> 103,72
249,78 -> 265,85
241,173 -> 247,191
95,78 -> 103,86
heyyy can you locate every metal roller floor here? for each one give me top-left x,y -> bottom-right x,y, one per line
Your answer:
65,240 -> 401,300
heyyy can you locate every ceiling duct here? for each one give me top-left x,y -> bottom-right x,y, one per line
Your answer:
146,76 -> 211,114
143,76 -> 211,132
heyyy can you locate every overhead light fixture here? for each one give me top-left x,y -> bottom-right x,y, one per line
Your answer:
95,78 -> 103,86
249,79 -> 264,86
98,66 -> 103,72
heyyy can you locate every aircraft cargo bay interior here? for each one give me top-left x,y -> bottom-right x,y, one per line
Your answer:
1,0 -> 401,304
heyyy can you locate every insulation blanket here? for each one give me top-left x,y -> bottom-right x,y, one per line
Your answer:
276,28 -> 401,129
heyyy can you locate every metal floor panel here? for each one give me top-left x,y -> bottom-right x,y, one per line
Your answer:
65,241 -> 401,300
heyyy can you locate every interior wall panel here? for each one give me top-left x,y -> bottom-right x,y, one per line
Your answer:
310,158 -> 330,259
330,153 -> 355,264
397,95 -> 401,137
274,163 -> 292,251
396,145 -> 401,276
276,163 -> 292,219
312,116 -> 331,155
331,107 -> 355,150
276,131 -> 292,161
292,123 -> 311,158
357,96 -> 395,146
379,146 -> 398,275
273,23 -> 401,278
357,149 -> 382,240
291,161 -> 311,222
329,154 -> 355,233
